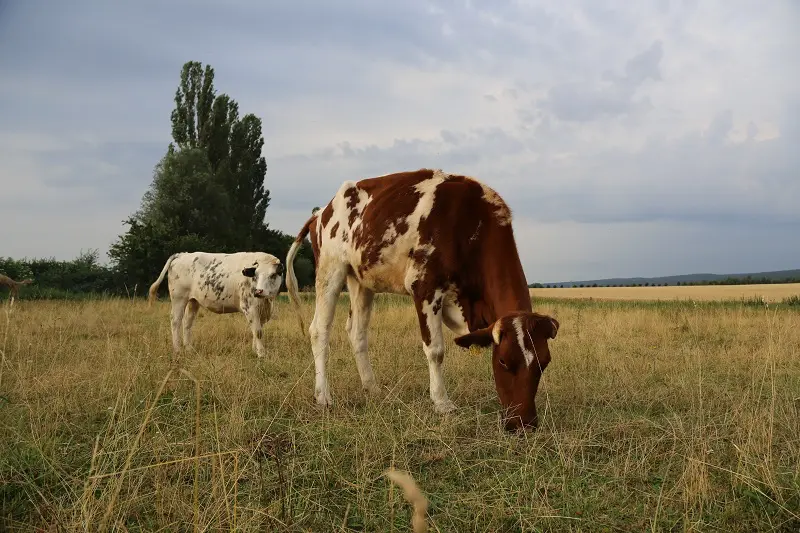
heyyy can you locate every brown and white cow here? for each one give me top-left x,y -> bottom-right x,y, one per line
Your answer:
285,169 -> 559,431
148,252 -> 284,357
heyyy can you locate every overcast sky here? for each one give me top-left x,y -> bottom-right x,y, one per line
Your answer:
1,0 -> 798,282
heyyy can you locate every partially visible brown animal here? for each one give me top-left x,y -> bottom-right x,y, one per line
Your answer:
285,168 -> 560,431
0,274 -> 33,300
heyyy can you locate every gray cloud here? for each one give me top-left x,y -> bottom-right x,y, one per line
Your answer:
0,0 -> 797,281
542,40 -> 663,122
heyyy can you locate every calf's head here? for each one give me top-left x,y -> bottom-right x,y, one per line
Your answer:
242,260 -> 284,298
454,312 -> 559,432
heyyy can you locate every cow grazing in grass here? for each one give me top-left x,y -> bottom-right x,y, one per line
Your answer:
148,252 -> 284,357
0,274 -> 33,301
285,169 -> 559,431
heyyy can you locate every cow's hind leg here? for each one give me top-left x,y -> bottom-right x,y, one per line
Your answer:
310,258 -> 348,407
345,274 -> 379,395
170,298 -> 188,354
413,290 -> 456,414
182,299 -> 200,350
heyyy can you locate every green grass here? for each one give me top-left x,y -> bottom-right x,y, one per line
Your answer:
1,295 -> 799,531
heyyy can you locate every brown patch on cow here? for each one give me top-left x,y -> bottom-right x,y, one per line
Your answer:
410,248 -> 428,264
330,221 -> 340,239
346,171 -> 433,277
415,303 -> 432,346
396,218 -> 409,235
344,186 -> 360,227
309,217 -> 321,264
320,203 -> 334,228
431,295 -> 442,315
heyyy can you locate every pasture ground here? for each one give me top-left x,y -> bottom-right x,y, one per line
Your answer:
1,293 -> 799,532
530,283 -> 800,303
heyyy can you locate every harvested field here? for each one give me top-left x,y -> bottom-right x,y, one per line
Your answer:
531,283 -> 800,303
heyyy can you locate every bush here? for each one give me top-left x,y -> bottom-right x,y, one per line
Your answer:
1,250 -> 121,300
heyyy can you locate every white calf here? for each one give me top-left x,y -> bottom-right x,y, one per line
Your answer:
148,251 -> 284,357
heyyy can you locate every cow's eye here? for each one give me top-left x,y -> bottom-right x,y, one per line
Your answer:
498,358 -> 508,369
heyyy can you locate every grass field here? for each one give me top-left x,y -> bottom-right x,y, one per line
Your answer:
530,283 -> 800,303
1,293 -> 799,531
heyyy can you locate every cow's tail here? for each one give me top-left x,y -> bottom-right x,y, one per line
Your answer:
286,215 -> 315,336
385,469 -> 429,533
148,254 -> 177,306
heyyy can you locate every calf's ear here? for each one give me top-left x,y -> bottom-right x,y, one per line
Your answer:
454,323 -> 499,349
242,267 -> 257,278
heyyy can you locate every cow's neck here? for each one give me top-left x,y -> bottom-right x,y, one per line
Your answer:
461,232 -> 531,331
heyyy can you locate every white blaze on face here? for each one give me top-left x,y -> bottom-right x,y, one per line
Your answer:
512,316 -> 536,367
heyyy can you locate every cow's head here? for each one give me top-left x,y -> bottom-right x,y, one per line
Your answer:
241,260 -> 284,299
454,312 -> 559,432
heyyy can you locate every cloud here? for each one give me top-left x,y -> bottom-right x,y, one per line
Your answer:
542,40 -> 664,122
0,0 -> 798,281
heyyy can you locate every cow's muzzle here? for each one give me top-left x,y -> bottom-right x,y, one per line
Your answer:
253,289 -> 265,298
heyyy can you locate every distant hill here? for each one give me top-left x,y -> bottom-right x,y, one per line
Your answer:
533,269 -> 800,288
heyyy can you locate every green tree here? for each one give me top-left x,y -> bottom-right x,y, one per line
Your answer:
110,60 -> 316,294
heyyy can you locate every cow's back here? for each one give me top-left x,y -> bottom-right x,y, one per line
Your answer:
312,169 -> 520,297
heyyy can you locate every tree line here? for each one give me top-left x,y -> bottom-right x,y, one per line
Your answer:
1,61 -> 316,300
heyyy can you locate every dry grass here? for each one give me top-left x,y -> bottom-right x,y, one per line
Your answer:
530,283 -> 800,303
1,294 -> 799,531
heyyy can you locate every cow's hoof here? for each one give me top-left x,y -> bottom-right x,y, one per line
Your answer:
363,383 -> 382,396
434,400 -> 457,414
314,391 -> 333,407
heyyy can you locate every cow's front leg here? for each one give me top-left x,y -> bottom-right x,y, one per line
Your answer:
245,308 -> 267,358
413,290 -> 456,414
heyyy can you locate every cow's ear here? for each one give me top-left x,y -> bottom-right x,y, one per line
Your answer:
529,314 -> 559,339
242,267 -> 256,278
454,324 -> 497,349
